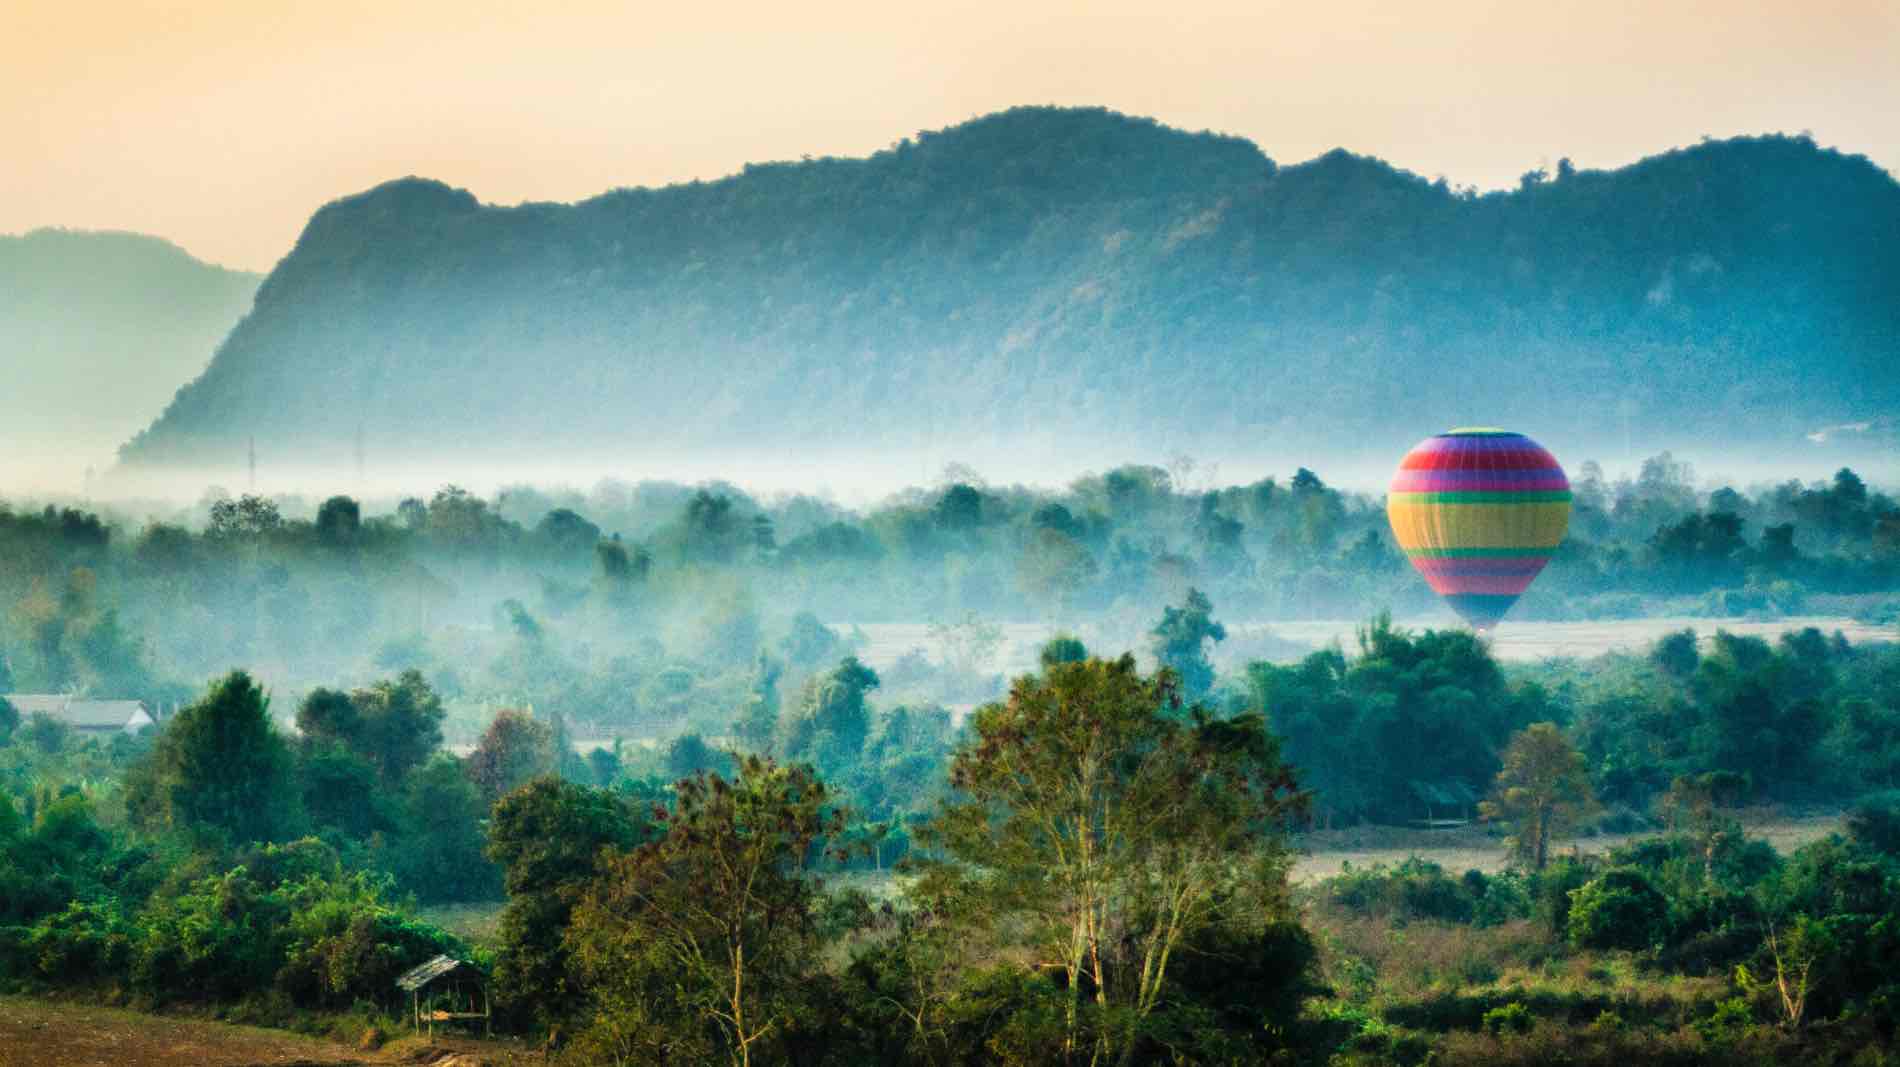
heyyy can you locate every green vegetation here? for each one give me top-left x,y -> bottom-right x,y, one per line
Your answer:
112,109 -> 1900,478
1,461 -> 1898,1063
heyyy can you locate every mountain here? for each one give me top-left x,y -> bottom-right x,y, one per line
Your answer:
113,107 -> 1900,489
2,229 -> 261,490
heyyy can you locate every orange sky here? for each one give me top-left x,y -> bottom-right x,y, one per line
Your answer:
5,0 -> 1896,271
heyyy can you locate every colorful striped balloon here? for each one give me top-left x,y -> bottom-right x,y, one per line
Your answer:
1386,428 -> 1571,631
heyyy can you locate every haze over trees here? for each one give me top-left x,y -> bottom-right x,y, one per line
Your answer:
107,107 -> 1900,486
0,229 -> 259,486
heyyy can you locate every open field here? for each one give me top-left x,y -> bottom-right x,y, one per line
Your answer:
0,997 -> 366,1067
1257,615 -> 1897,663
1290,809 -> 1846,883
842,615 -> 1896,682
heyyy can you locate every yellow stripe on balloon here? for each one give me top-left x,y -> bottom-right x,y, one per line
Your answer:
1384,500 -> 1571,552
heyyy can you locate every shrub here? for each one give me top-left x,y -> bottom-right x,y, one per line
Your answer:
1325,859 -> 1479,924
1482,1001 -> 1534,1035
1567,869 -> 1669,951
1693,996 -> 1754,1043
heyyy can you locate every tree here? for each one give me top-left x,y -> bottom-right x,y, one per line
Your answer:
665,732 -> 733,781
0,696 -> 17,744
349,670 -> 447,786
129,671 -> 301,844
1651,628 -> 1700,679
386,754 -> 501,903
295,670 -> 445,788
1567,868 -> 1668,950
21,711 -> 70,755
782,657 -> 879,775
1018,527 -> 1097,616
207,494 -> 283,543
1480,723 -> 1599,870
488,777 -> 650,1026
931,655 -> 1307,1064
534,508 -> 601,561
298,742 -> 390,839
314,495 -> 361,548
732,655 -> 783,755
1038,634 -> 1088,669
1738,915 -> 1829,1031
465,709 -> 558,803
1149,587 -> 1226,698
586,745 -> 623,788
566,757 -> 840,1067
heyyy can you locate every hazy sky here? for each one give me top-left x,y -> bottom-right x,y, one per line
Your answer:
5,0 -> 1896,271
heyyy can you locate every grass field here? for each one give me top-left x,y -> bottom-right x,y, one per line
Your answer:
1291,809 -> 1844,883
0,996 -> 369,1067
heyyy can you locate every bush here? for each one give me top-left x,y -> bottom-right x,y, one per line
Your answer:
1846,797 -> 1900,855
1567,869 -> 1669,951
1326,859 -> 1479,924
1469,869 -> 1534,927
1482,1001 -> 1533,1035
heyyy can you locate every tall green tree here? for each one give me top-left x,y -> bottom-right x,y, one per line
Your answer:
932,655 -> 1307,1065
1480,722 -> 1599,870
129,670 -> 301,844
465,709 -> 558,803
566,757 -> 841,1067
782,657 -> 879,775
488,776 -> 649,1025
295,670 -> 446,788
1149,588 -> 1225,698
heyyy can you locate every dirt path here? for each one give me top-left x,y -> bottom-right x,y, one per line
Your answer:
1290,812 -> 1845,883
0,997 -> 526,1067
0,997 -> 371,1067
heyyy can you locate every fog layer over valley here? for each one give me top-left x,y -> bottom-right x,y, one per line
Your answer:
4,457 -> 1894,745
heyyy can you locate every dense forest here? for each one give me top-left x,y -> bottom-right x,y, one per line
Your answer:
113,107 -> 1900,484
3,459 -> 1899,1062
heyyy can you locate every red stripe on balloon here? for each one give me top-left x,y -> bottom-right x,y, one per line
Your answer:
1424,574 -> 1542,596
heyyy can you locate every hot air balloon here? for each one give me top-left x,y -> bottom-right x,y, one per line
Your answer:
1386,428 -> 1571,631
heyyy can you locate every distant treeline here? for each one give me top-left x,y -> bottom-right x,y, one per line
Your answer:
0,458 -> 1895,735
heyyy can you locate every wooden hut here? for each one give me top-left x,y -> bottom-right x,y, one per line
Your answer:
395,954 -> 490,1036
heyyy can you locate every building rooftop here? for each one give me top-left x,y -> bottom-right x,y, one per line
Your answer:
2,695 -> 154,732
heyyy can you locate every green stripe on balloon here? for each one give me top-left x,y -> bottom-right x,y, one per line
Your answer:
1389,490 -> 1573,504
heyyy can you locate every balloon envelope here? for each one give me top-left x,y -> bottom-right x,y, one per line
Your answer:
1386,428 -> 1571,630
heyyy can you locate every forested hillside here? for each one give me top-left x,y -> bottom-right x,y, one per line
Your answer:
114,107 -> 1900,481
0,230 -> 260,486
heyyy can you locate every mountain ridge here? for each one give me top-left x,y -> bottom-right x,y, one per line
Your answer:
111,106 -> 1900,486
1,228 -> 261,488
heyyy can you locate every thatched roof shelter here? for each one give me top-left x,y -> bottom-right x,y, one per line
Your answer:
396,955 -> 489,1036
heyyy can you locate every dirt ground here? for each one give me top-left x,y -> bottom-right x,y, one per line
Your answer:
0,997 -> 531,1067
1290,810 -> 1845,883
